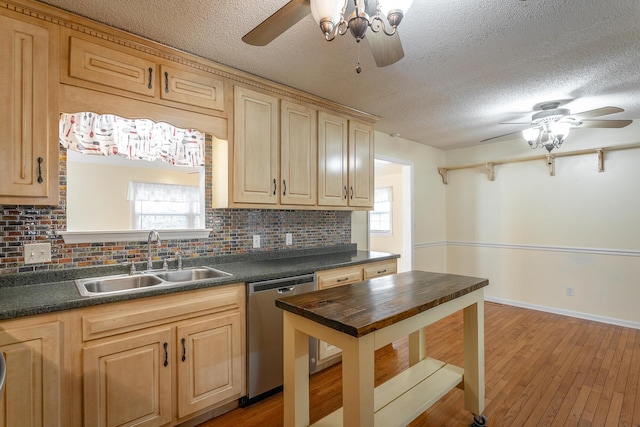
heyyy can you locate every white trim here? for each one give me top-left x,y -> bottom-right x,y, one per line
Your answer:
58,229 -> 212,243
485,296 -> 640,330
446,240 -> 640,257
414,241 -> 447,249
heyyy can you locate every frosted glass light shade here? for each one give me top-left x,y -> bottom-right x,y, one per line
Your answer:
378,0 -> 414,15
550,121 -> 571,139
522,127 -> 540,142
311,0 -> 344,25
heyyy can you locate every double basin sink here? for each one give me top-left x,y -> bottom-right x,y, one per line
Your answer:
75,266 -> 232,297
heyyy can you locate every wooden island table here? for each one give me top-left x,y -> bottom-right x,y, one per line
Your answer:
276,270 -> 489,427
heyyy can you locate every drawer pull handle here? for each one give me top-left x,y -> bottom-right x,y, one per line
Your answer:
163,342 -> 169,367
350,186 -> 354,199
36,157 -> 43,184
164,71 -> 169,93
377,269 -> 387,274
282,179 -> 287,196
337,277 -> 349,283
181,338 -> 186,362
273,178 -> 277,195
343,185 -> 347,199
147,67 -> 153,89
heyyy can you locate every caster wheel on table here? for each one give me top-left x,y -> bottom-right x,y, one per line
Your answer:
470,414 -> 487,427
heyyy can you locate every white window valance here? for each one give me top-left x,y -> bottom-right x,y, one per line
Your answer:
59,112 -> 205,166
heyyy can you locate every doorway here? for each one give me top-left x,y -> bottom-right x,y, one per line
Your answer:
369,158 -> 413,273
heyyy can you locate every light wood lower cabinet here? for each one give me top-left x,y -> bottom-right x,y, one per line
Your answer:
315,259 -> 397,366
80,284 -> 245,427
0,316 -> 64,427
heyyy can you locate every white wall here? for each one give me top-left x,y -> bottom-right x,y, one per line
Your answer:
369,132 -> 448,272
444,122 -> 640,327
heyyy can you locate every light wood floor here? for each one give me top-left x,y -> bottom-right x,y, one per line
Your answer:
199,302 -> 640,426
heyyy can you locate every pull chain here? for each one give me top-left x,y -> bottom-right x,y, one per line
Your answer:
356,41 -> 362,74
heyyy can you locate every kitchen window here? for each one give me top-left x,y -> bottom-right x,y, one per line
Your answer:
370,187 -> 392,234
128,181 -> 201,229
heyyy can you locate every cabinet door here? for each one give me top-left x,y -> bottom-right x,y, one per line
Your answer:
348,120 -> 374,207
0,14 -> 58,203
176,312 -> 243,418
159,64 -> 225,111
68,36 -> 156,97
233,86 -> 279,204
281,100 -> 317,206
317,112 -> 348,207
0,321 -> 62,427
83,328 -> 172,427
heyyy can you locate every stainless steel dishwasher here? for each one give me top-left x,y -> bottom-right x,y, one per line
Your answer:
242,273 -> 318,405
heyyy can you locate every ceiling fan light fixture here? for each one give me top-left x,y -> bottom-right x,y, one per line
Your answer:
522,127 -> 540,146
378,0 -> 414,27
311,0 -> 344,35
348,9 -> 370,41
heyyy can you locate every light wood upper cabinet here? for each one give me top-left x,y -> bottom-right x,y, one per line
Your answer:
68,35 -> 156,97
280,100 -> 317,206
317,111 -> 349,207
348,120 -> 375,208
64,32 -> 225,114
232,86 -> 279,205
159,64 -> 225,111
318,112 -> 374,208
0,317 -> 64,427
0,12 -> 59,205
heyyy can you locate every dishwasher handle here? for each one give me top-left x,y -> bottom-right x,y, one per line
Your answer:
277,286 -> 295,294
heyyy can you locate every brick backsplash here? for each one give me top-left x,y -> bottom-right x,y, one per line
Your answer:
0,139 -> 352,275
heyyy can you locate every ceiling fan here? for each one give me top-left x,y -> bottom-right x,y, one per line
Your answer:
481,102 -> 633,151
242,0 -> 406,68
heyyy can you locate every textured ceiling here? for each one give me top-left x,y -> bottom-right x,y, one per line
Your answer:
38,0 -> 640,150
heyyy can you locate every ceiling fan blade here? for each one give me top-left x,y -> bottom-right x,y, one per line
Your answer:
480,128 -> 528,143
362,0 -> 403,67
571,106 -> 624,120
577,119 -> 633,128
242,0 -> 311,46
366,30 -> 404,67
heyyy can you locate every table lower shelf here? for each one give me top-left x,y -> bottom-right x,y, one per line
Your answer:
311,357 -> 463,427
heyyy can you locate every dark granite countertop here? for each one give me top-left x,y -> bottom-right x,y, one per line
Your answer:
0,245 -> 399,321
276,271 -> 488,337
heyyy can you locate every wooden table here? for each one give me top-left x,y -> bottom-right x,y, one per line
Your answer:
276,270 -> 489,427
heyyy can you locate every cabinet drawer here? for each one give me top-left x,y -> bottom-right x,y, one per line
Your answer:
363,260 -> 397,279
69,36 -> 156,97
160,64 -> 224,111
316,265 -> 363,289
82,284 -> 243,341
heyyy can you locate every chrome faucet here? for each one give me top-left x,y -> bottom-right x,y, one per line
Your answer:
175,250 -> 183,270
147,230 -> 160,270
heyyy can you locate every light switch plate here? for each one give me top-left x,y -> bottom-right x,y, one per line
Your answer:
253,235 -> 260,249
24,242 -> 52,264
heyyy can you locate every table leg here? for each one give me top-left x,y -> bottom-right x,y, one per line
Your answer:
408,327 -> 426,366
283,312 -> 310,427
463,300 -> 485,415
341,333 -> 375,426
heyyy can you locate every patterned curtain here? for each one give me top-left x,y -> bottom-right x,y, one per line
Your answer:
59,112 -> 205,166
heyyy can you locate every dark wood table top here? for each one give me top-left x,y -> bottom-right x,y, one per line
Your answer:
276,270 -> 489,338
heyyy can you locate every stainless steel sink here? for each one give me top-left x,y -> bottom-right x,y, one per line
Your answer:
153,267 -> 231,282
75,267 -> 233,297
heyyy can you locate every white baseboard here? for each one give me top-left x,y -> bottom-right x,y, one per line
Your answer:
485,296 -> 640,330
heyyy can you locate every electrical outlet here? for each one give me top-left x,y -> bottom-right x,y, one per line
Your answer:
253,235 -> 260,249
286,233 -> 292,246
566,286 -> 575,296
24,242 -> 52,264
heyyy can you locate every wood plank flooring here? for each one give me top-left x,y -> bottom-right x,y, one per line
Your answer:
198,302 -> 640,426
